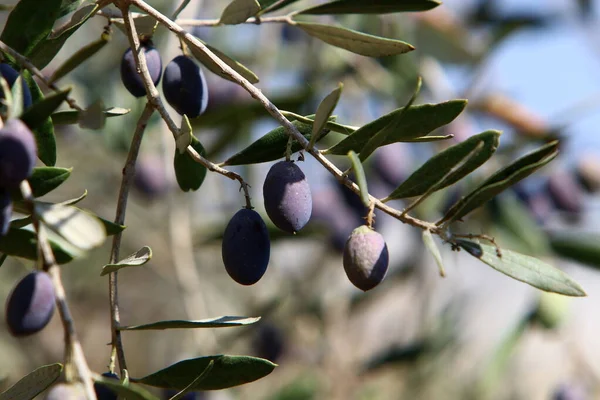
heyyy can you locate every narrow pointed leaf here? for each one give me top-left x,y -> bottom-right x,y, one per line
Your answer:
189,40 -> 259,84
442,141 -> 559,224
133,355 -> 276,390
56,191 -> 87,206
325,100 -> 467,155
48,34 -> 110,84
22,71 -> 57,165
0,228 -> 76,264
101,246 -> 152,276
472,243 -> 586,297
360,77 -> 422,162
29,4 -> 99,69
93,376 -> 158,400
405,134 -> 454,142
9,76 -> 24,119
347,151 -> 370,207
174,135 -> 207,192
281,111 -> 356,135
549,232 -> 600,270
0,0 -> 62,57
37,204 -> 106,250
296,22 -> 414,57
20,88 -> 71,131
0,363 -> 62,400
99,217 -> 126,236
223,117 -> 335,165
119,316 -> 261,330
385,130 -> 501,200
20,167 -> 71,199
309,83 -> 343,149
299,0 -> 441,14
220,0 -> 261,25
51,107 -> 130,125
422,230 -> 445,277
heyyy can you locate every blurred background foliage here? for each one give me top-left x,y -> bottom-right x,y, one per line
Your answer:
2,0 -> 600,399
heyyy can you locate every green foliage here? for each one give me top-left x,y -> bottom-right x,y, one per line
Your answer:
224,117 -> 334,165
174,135 -> 208,191
134,355 -> 277,390
0,363 -> 62,400
325,100 -> 467,155
119,316 -> 261,330
384,130 -> 501,200
295,22 -> 414,57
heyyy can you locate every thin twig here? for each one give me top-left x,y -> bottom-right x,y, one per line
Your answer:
129,0 -> 439,234
116,1 -> 252,202
0,40 -> 83,111
107,101 -> 154,374
20,181 -> 97,400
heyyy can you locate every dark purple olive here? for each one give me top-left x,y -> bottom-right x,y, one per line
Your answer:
133,156 -> 169,199
222,208 -> 270,285
0,119 -> 37,188
45,383 -> 86,400
0,189 -> 12,236
162,55 -> 208,117
120,43 -> 162,98
6,271 -> 56,336
252,322 -> 286,363
94,372 -> 119,400
546,170 -> 584,215
343,226 -> 389,291
263,161 -> 312,234
552,383 -> 587,400
0,63 -> 32,109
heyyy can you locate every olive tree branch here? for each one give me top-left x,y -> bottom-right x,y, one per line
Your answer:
116,0 -> 253,206
19,181 -> 97,400
106,101 -> 154,375
0,40 -> 83,111
127,0 -> 439,234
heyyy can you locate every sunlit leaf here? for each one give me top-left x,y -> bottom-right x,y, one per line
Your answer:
119,316 -> 261,330
309,83 -> 343,149
422,229 -> 445,277
384,130 -> 501,200
441,141 -> 559,224
467,242 -> 586,297
51,107 -> 130,125
101,246 -> 152,276
223,116 -> 335,165
347,151 -> 370,207
20,88 -> 71,131
296,22 -> 414,57
325,100 -> 467,155
37,203 -> 106,250
0,363 -> 62,400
